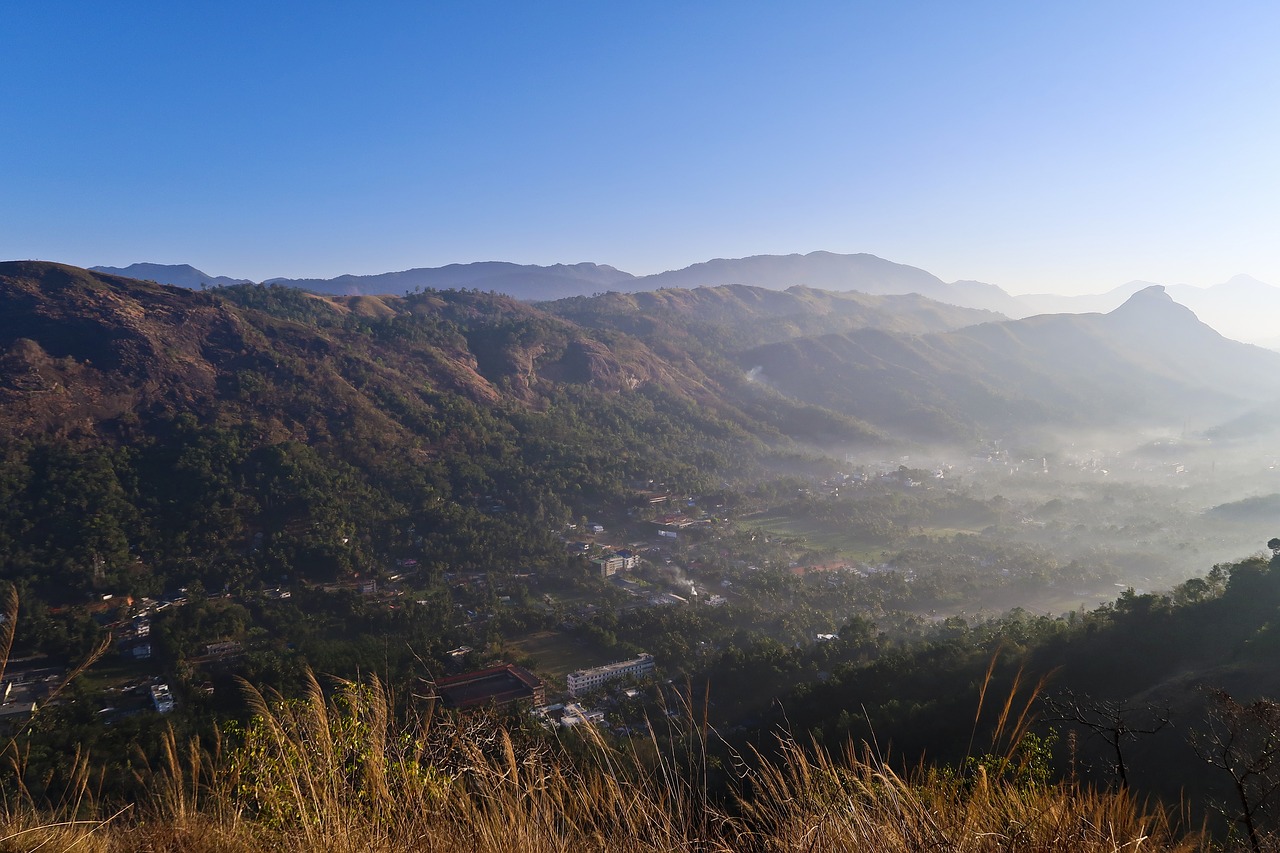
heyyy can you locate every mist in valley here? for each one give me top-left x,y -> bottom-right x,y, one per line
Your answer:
753,412 -> 1280,625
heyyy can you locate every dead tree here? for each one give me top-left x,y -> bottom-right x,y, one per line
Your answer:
1041,688 -> 1170,789
1191,690 -> 1280,853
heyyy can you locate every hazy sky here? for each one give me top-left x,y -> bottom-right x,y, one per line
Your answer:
4,2 -> 1278,294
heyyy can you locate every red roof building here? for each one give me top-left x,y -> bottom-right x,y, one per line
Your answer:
433,663 -> 546,709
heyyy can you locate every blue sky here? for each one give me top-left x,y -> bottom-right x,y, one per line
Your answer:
3,1 -> 1278,294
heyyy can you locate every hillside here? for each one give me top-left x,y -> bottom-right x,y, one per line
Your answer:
0,262 -> 884,599
266,261 -> 638,300
543,283 -> 1002,348
774,552 -> 1280,833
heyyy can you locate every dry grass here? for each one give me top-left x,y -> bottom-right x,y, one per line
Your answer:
0,669 -> 1215,853
735,737 -> 1204,853
0,590 -> 1221,852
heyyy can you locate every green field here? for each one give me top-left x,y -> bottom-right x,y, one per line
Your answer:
739,512 -> 883,558
741,511 -> 985,559
506,631 -> 595,682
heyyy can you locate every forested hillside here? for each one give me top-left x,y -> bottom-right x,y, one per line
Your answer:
0,261 -> 828,600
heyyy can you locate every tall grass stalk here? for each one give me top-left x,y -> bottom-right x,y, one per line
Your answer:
0,667 -> 1211,852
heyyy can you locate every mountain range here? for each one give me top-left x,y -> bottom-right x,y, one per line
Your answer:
92,253 -> 1280,348
255,251 -> 1025,314
12,262 -> 1280,447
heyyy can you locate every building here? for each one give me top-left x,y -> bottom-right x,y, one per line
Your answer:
593,554 -> 627,577
151,683 -> 175,714
567,653 -> 655,697
204,640 -> 241,657
434,663 -> 546,709
593,550 -> 639,577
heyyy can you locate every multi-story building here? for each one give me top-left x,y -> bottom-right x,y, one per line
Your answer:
593,550 -> 639,577
567,653 -> 655,697
593,554 -> 627,577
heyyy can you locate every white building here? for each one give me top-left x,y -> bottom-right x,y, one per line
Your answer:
566,653 -> 655,697
151,683 -> 175,714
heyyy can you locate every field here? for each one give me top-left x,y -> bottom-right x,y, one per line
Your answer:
505,630 -> 595,682
742,511 -> 985,559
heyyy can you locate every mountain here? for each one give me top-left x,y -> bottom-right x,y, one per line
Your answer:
637,251 -> 1026,315
26,260 -> 1278,452
264,261 -> 637,299
739,285 -> 1280,439
1019,274 -> 1280,347
90,262 -> 252,289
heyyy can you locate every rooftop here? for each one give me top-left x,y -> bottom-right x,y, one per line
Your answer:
434,664 -> 545,709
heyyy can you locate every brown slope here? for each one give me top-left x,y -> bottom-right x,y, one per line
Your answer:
0,261 -> 237,435
543,283 -> 1001,348
0,263 -> 734,445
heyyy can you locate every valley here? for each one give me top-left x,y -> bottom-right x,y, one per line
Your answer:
3,260 -> 1280,843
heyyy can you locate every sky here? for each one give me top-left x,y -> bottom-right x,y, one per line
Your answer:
3,1 -> 1279,295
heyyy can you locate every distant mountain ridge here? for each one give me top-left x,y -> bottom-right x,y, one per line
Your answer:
637,252 -> 1026,315
90,253 -> 1027,315
88,255 -> 1280,348
543,283 -> 1004,348
90,262 -> 251,289
1017,274 -> 1280,347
